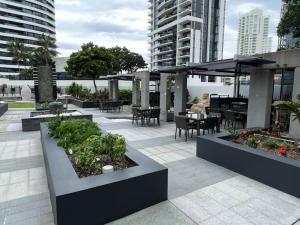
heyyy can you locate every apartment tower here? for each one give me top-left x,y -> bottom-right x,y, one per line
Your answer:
0,0 -> 56,79
237,8 -> 272,56
148,0 -> 226,70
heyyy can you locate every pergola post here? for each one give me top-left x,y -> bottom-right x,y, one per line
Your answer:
132,78 -> 139,106
108,80 -> 113,100
140,71 -> 150,108
112,79 -> 119,101
247,68 -> 274,129
289,67 -> 300,139
174,72 -> 187,116
108,80 -> 119,100
160,73 -> 171,121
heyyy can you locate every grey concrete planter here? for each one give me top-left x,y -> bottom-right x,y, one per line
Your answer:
197,133 -> 300,198
22,113 -> 93,132
40,123 -> 168,225
70,98 -> 98,108
0,103 -> 8,117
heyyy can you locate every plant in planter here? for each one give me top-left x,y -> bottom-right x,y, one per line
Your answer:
48,118 -> 129,178
245,135 -> 260,148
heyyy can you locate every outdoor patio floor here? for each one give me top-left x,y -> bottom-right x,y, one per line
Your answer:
0,105 -> 300,225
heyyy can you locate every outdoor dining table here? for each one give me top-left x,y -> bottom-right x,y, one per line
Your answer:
186,113 -> 220,136
137,107 -> 160,126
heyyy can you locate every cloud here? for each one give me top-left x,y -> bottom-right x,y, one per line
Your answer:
55,0 -> 282,61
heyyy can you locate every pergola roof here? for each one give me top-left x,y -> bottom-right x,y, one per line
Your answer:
157,57 -> 276,77
98,72 -> 161,81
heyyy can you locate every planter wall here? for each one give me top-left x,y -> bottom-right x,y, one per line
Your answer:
40,123 -> 168,225
197,134 -> 300,198
22,114 -> 93,132
69,98 -> 98,108
0,103 -> 8,117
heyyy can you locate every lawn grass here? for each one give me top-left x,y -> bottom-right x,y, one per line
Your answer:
8,102 -> 35,109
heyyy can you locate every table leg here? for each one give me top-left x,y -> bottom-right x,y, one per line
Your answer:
197,122 -> 200,136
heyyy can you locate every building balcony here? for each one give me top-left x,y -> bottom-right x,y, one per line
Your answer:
178,0 -> 192,8
157,14 -> 177,27
157,0 -> 175,11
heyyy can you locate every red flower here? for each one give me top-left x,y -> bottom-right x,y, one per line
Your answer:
278,147 -> 286,156
242,129 -> 249,136
265,131 -> 271,136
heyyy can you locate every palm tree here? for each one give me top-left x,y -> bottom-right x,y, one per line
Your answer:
7,38 -> 28,73
275,95 -> 300,123
35,34 -> 58,66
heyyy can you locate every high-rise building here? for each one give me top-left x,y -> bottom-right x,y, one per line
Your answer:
0,0 -> 56,79
148,0 -> 226,71
278,3 -> 300,49
237,8 -> 272,56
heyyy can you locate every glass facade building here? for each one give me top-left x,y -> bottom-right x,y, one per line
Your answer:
148,0 -> 226,70
0,0 -> 55,79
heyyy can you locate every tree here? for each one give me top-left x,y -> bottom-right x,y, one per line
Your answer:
122,52 -> 147,74
109,46 -> 130,74
33,34 -> 57,66
277,0 -> 300,39
65,42 -> 113,94
275,95 -> 300,123
7,38 -> 30,73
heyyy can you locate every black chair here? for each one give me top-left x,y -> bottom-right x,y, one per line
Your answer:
223,110 -> 236,129
199,117 -> 219,135
132,107 -> 142,125
148,108 -> 161,126
175,116 -> 197,142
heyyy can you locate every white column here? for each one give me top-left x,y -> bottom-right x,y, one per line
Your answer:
112,80 -> 119,101
140,72 -> 150,108
160,73 -> 171,121
289,67 -> 300,139
174,72 -> 187,116
247,69 -> 274,129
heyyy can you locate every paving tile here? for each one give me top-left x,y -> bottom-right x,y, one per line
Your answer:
107,201 -> 197,225
246,197 -> 298,224
232,202 -> 280,225
171,196 -> 211,223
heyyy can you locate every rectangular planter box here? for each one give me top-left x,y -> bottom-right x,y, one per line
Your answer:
22,114 -> 93,132
40,123 -> 168,225
70,98 -> 98,108
197,133 -> 300,198
0,103 -> 8,117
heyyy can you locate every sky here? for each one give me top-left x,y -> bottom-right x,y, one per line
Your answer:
55,0 -> 282,61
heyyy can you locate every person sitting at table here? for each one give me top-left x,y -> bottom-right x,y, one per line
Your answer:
190,93 -> 210,113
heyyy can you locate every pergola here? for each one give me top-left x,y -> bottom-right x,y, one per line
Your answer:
99,71 -> 160,108
157,51 -> 300,139
156,57 -> 275,122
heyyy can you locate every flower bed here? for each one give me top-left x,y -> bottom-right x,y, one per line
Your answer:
69,98 -> 98,108
227,128 -> 299,160
197,131 -> 300,198
41,120 -> 168,225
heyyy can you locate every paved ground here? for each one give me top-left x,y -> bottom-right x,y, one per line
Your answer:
1,106 -> 300,225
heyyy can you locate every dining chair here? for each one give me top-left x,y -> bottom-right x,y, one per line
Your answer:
199,117 -> 219,135
132,107 -> 142,125
148,108 -> 161,126
175,116 -> 196,142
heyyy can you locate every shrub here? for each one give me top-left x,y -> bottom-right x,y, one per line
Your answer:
100,133 -> 126,160
228,129 -> 240,140
245,135 -> 260,149
262,138 -> 280,150
74,148 -> 101,175
55,119 -> 101,150
48,116 -> 62,137
73,135 -> 104,155
118,89 -> 132,100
